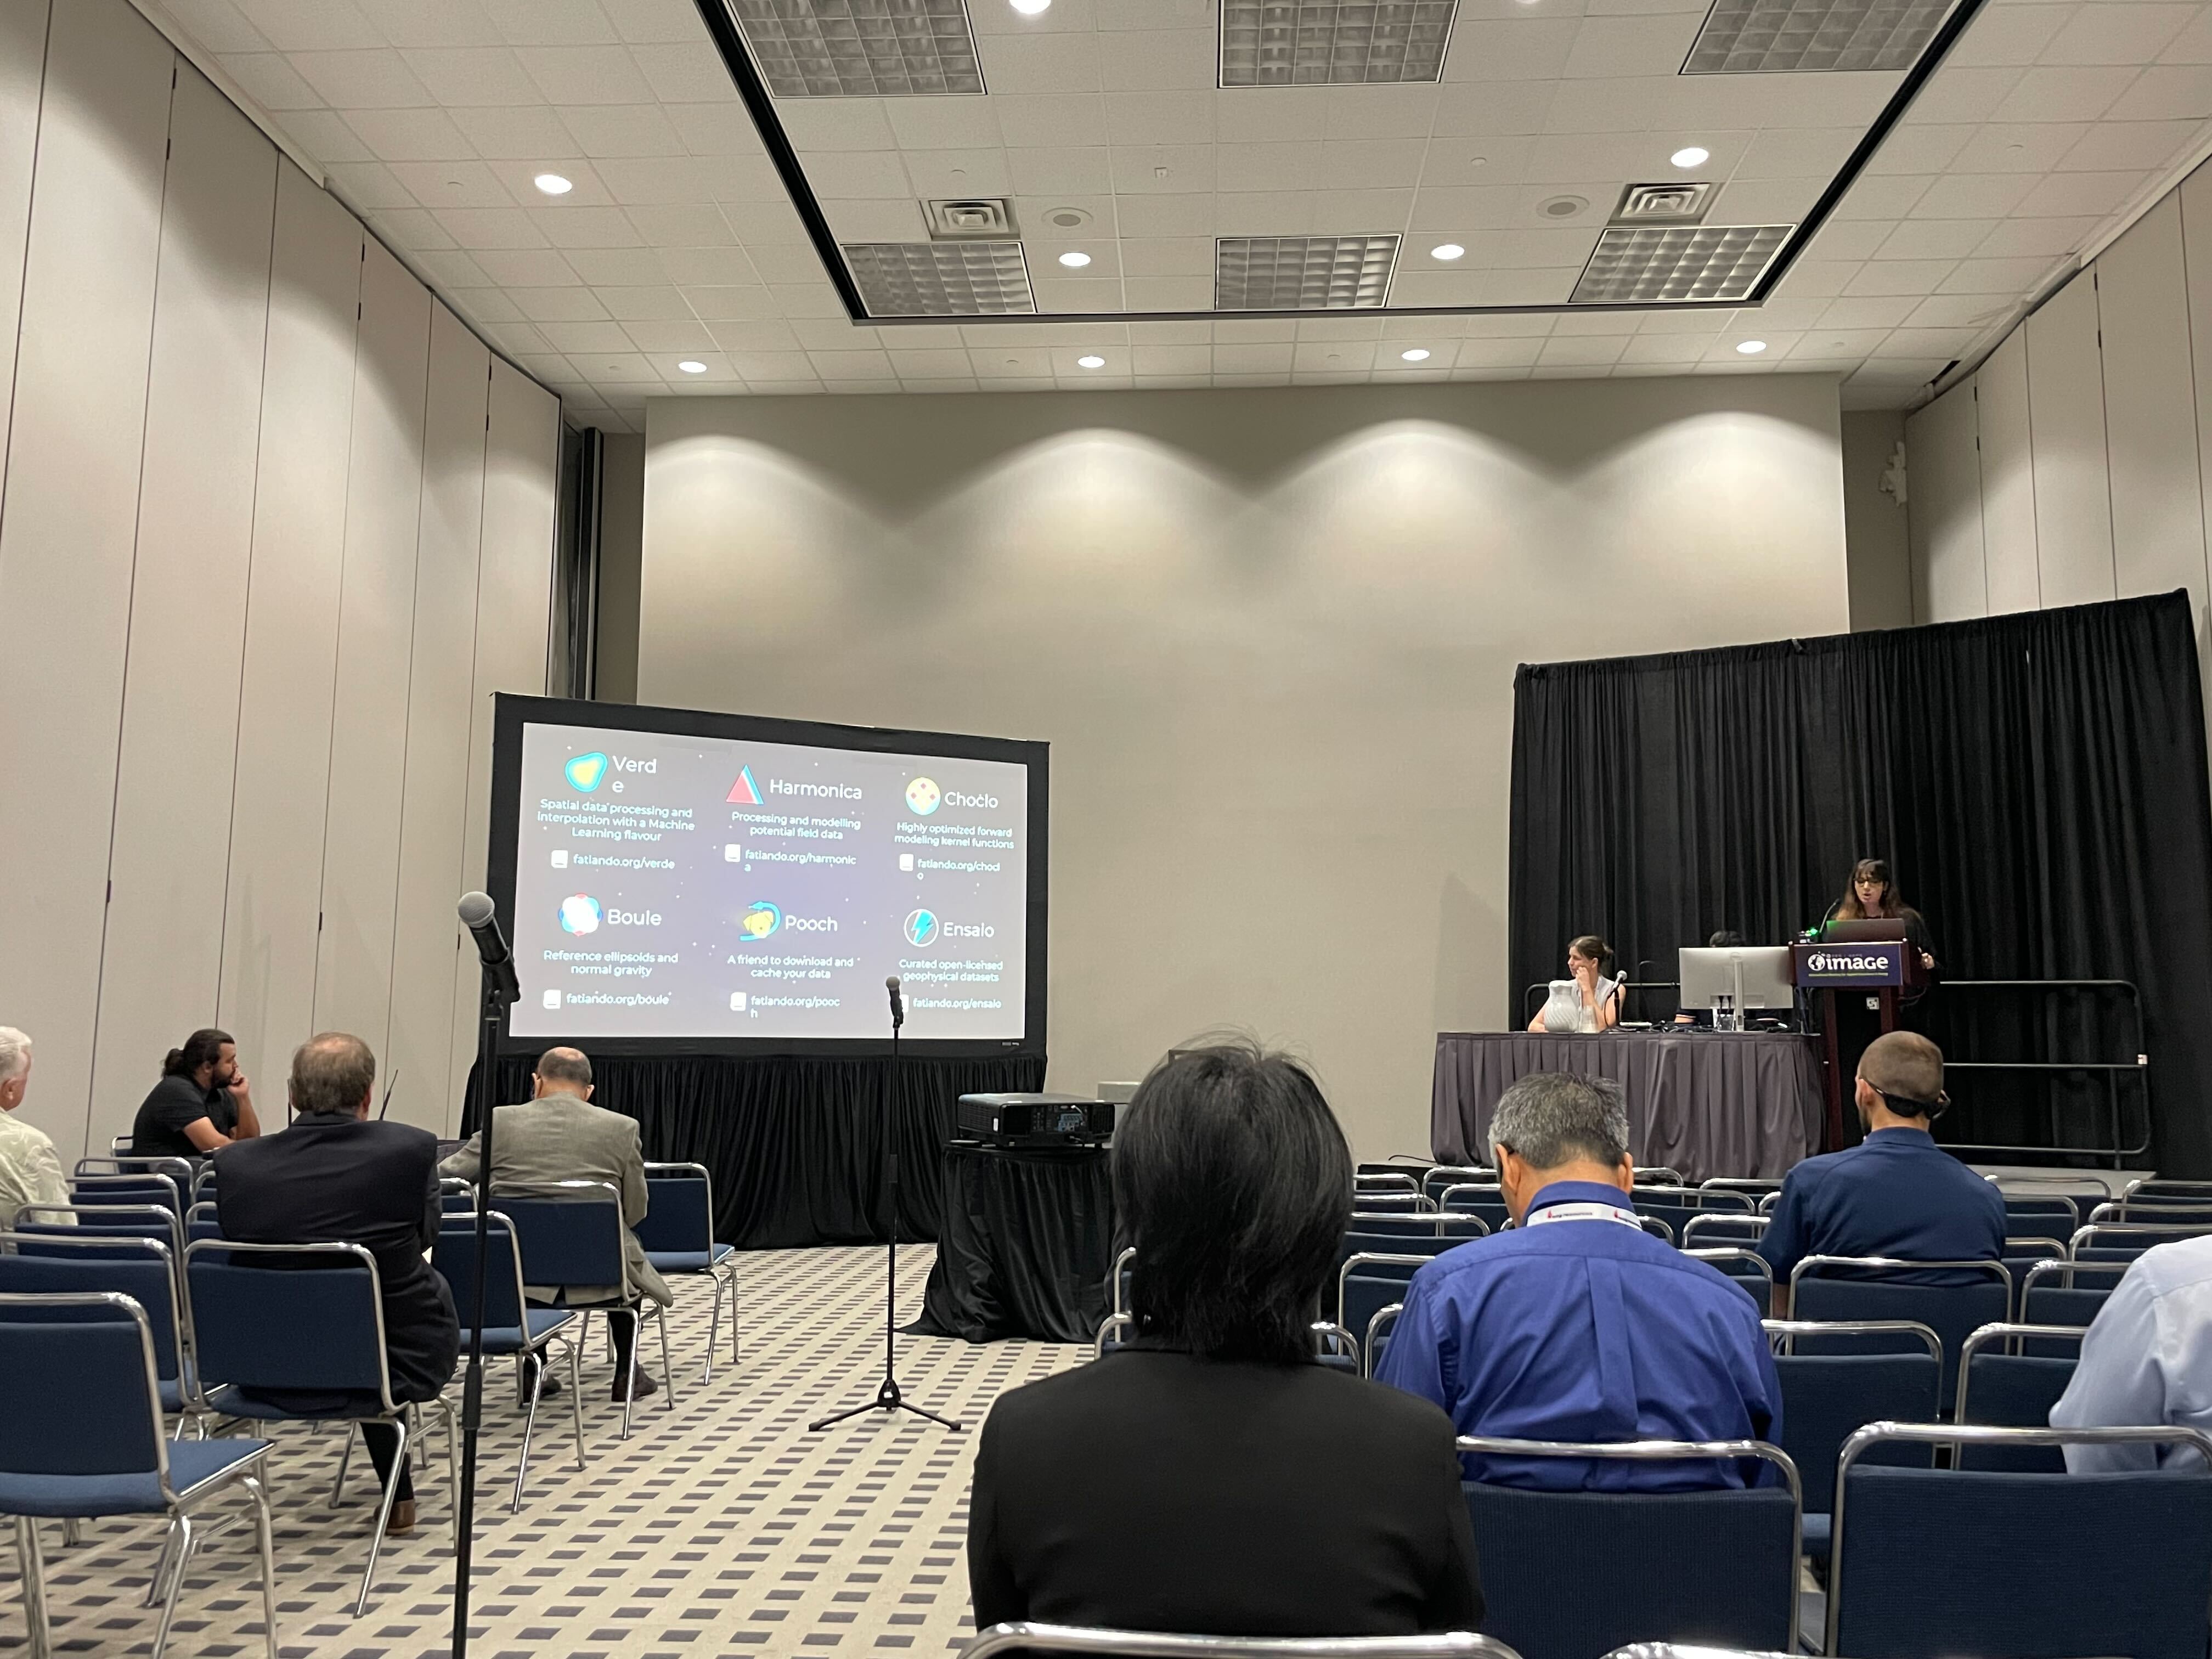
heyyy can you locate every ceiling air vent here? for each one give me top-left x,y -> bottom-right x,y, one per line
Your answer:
1214,235 -> 1399,311
725,0 -> 985,97
1571,224 -> 1793,304
1218,0 -> 1458,86
925,198 -> 1018,239
1613,182 -> 1714,225
1681,0 -> 1956,74
843,242 -> 1034,316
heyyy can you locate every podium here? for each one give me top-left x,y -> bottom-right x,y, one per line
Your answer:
1793,940 -> 1928,1150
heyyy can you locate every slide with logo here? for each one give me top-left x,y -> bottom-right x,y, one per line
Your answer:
488,696 -> 1046,1052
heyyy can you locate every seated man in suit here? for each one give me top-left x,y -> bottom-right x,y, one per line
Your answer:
1378,1071 -> 1781,1489
215,1032 -> 457,1535
441,1047 -> 671,1400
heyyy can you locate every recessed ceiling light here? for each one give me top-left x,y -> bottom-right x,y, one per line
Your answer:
1058,251 -> 1091,268
1735,340 -> 1767,354
1076,354 -> 1105,368
678,360 -> 707,374
1401,348 -> 1431,361
1671,146 -> 1709,169
534,173 -> 573,196
1430,242 -> 1465,261
1011,0 -> 1050,12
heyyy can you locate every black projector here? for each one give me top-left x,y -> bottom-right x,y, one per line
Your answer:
956,1092 -> 1115,1147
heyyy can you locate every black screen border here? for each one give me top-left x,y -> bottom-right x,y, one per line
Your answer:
487,693 -> 1049,1058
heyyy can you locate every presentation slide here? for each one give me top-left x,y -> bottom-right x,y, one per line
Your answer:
492,700 -> 1043,1049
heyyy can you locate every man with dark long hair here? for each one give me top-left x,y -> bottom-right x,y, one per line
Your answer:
129,1026 -> 261,1157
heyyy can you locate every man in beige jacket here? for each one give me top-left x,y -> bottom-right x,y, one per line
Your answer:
441,1046 -> 672,1401
0,1028 -> 69,1226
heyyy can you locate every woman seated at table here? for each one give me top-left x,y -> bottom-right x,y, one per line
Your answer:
966,1040 -> 1483,1636
1529,934 -> 1623,1032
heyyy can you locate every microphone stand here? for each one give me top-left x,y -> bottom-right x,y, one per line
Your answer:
809,990 -> 962,1435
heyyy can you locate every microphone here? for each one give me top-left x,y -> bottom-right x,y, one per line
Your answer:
458,891 -> 521,1003
377,1069 -> 399,1120
886,974 -> 904,1030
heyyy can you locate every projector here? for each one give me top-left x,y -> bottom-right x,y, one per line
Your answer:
956,1092 -> 1115,1148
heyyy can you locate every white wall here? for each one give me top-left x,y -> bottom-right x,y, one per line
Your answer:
0,0 -> 560,1154
640,377 -> 1849,1155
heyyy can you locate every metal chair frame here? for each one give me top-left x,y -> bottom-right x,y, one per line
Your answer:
1763,1318 -> 1940,1359
1636,1185 -> 1754,1214
1682,1214 -> 1769,1248
1348,1211 -> 1487,1239
2023,1257 -> 2128,1292
640,1161 -> 740,1384
438,1212 -> 585,1511
15,1203 -> 186,1269
2094,1197 -> 2212,1224
1701,1178 -> 1784,1198
1953,1322 -> 2084,1427
1109,1245 -> 1135,1319
1355,1172 -> 1421,1198
1336,1253 -> 1434,1332
509,1180 -> 678,1439
1094,1312 -> 1131,1358
0,1290 -> 276,1659
183,1238 -> 458,1616
962,1624 -> 1519,1659
0,1232 -> 202,1437
2121,1177 -> 2212,1202
1437,1183 -> 1505,1210
1788,1256 -> 2012,1298
68,1172 -> 184,1215
74,1157 -> 194,1188
1826,1421 -> 2212,1659
1684,1248 -> 1774,1308
2070,1220 -> 2212,1258
1363,1303 -> 1402,1380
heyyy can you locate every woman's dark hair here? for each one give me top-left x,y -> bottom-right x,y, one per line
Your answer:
1567,934 -> 1615,975
1114,1040 -> 1352,1365
162,1028 -> 233,1079
1836,858 -> 1900,919
1708,929 -> 1746,949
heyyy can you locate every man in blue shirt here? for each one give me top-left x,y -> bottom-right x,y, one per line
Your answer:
1376,1073 -> 1781,1491
1758,1032 -> 2005,1293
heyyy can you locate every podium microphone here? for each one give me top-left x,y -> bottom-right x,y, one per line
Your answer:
458,891 -> 520,1003
886,974 -> 905,1030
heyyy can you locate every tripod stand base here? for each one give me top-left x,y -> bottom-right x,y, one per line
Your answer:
809,1376 -> 964,1434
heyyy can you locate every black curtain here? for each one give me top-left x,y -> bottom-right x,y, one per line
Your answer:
464,1052 -> 1045,1249
1509,591 -> 2212,1177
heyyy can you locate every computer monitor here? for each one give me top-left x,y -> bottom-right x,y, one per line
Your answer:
1678,945 -> 1796,1012
1820,918 -> 1911,944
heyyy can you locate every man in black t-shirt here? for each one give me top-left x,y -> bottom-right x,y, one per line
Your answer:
130,1028 -> 261,1158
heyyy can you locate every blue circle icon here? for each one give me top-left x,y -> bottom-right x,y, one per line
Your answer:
904,908 -> 939,947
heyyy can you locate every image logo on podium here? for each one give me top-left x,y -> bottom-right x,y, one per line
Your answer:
565,752 -> 608,793
726,765 -> 764,805
740,901 -> 782,941
558,894 -> 602,935
904,908 -> 940,947
905,776 -> 941,816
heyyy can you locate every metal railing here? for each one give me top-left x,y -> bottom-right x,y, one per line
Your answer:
1929,979 -> 2149,1166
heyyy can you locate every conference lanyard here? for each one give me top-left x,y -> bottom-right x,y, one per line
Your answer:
1525,1201 -> 1644,1229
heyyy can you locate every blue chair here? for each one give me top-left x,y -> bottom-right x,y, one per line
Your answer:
1356,1172 -> 1421,1199
1634,1186 -> 1752,1244
1438,1184 -> 1512,1234
1789,1256 -> 2010,1410
2071,1221 -> 2212,1263
1701,1177 -> 1782,1203
1338,1252 -> 1431,1344
961,1624 -> 1519,1659
68,1171 -> 184,1218
1093,1312 -> 1131,1357
1423,1165 -> 1491,1204
1632,1167 -> 1685,1186
0,1233 -> 201,1431
1999,1237 -> 2068,1318
498,1180 -> 677,1438
1829,1422 -> 2212,1659
184,1238 -> 456,1615
1953,1323 -> 2082,1470
2021,1259 -> 2125,1328
435,1212 -> 584,1510
1680,1213 -> 1767,1250
75,1156 -> 194,1194
1683,1248 -> 1772,1316
1363,1302 -> 1403,1379
439,1177 -> 476,1215
1458,1436 -> 1799,1659
0,1290 -> 275,1659
638,1161 -> 740,1383
184,1203 -> 222,1243
15,1202 -> 185,1263
1765,1318 -> 1940,1561
2000,1193 -> 2081,1238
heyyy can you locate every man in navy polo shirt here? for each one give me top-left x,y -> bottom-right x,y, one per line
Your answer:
1758,1031 -> 2005,1292
1377,1072 -> 1780,1491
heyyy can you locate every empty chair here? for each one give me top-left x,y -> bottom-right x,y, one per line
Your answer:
16,1203 -> 184,1263
1765,1319 -> 1939,1560
2021,1260 -> 2127,1329
1829,1423 -> 2212,1659
0,1234 -> 200,1430
1683,1249 -> 1772,1316
2121,1176 -> 2212,1206
1339,1253 -> 1429,1347
184,1203 -> 222,1243
1954,1323 -> 2083,1471
2000,1194 -> 2081,1238
2072,1221 -> 2212,1263
962,1625 -> 1519,1659
0,1291 -> 277,1659
1681,1213 -> 1767,1250
1351,1191 -> 1433,1214
1459,1437 -> 1799,1659
1633,1186 -> 1752,1245
1424,1165 -> 1491,1204
1437,1184 -> 1511,1234
636,1161 -> 740,1383
433,1212 -> 584,1510
1789,1256 -> 2009,1410
1701,1177 -> 1784,1201
1346,1211 -> 1454,1240
1999,1237 -> 2068,1317
75,1156 -> 194,1190
67,1171 -> 182,1218
1356,1171 -> 1420,1199
1364,1303 -> 1403,1379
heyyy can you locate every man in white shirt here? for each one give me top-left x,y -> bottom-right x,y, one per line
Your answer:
0,1028 -> 70,1225
2050,1233 -> 2212,1471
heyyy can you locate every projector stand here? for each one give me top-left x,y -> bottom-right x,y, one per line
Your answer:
810,1012 -> 963,1436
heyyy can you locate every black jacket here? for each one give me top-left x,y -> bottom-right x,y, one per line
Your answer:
969,1348 -> 1483,1636
213,1115 -> 459,1403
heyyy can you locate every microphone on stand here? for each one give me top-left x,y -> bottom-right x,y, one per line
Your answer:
886,974 -> 905,1030
458,891 -> 520,1003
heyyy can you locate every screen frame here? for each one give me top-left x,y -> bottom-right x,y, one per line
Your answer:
487,693 -> 1049,1058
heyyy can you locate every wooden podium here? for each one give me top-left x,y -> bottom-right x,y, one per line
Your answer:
1793,940 -> 1928,1150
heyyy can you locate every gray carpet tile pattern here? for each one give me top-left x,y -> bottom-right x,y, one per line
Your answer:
1,1245 -> 1085,1658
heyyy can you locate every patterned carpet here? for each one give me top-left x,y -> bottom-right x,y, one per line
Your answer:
4,1245 -> 1085,1658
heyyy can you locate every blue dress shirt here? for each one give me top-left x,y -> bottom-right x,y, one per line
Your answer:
1375,1180 -> 1782,1491
2050,1235 -> 2212,1472
1757,1126 -> 2006,1285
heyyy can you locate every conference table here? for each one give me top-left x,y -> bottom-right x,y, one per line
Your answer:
1430,1030 -> 1824,1183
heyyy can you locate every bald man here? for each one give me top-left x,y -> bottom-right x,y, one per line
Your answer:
1758,1031 -> 2006,1290
441,1047 -> 672,1400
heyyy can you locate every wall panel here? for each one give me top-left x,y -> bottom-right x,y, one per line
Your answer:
1976,332 -> 2040,616
386,305 -> 488,1132
0,0 -> 173,1149
219,162 -> 362,1076
2025,271 -> 2117,610
2099,196 -> 2207,613
313,240 -> 431,1059
1906,379 -> 1985,623
0,0 -> 50,524
88,69 -> 276,1145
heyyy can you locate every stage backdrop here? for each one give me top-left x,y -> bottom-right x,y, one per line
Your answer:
1509,590 -> 2212,1178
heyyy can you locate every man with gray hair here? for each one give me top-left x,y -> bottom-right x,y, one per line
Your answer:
0,1028 -> 69,1224
1376,1071 -> 1781,1489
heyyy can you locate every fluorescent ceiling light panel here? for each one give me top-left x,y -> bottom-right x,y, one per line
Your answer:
1214,235 -> 1399,310
728,0 -> 985,97
843,241 -> 1035,315
1219,0 -> 1459,86
1681,0 -> 1955,73
1570,224 -> 1792,303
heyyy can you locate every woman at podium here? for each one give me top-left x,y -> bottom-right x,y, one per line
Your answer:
1825,857 -> 1937,972
1819,857 -> 1935,1147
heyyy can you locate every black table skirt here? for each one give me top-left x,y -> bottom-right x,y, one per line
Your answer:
1431,1031 -> 1823,1183
909,1143 -> 1114,1344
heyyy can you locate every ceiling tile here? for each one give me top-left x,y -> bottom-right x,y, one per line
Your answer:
398,46 -> 544,104
390,159 -> 517,208
165,0 -> 273,53
1446,19 -> 1582,82
566,247 -> 673,285
231,0 -> 386,52
1947,3 -> 2075,69
1989,66 -> 2143,122
622,319 -> 718,351
1008,146 -> 1116,194
2036,4 -> 2193,67
290,48 -> 436,106
1563,13 -> 1699,77
2107,62 -> 2212,119
281,108 -> 380,162
449,105 -> 577,158
2058,119 -> 2203,170
533,204 -> 648,247
510,286 -> 611,321
558,105 -> 688,158
1939,254 -> 2063,292
1910,172 -> 2039,218
2012,170 -> 2146,216
1874,218 -> 1999,259
472,248 -> 583,285
1972,214 -> 2098,256
515,45 -> 656,104
432,206 -> 549,247
985,35 -> 1105,94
